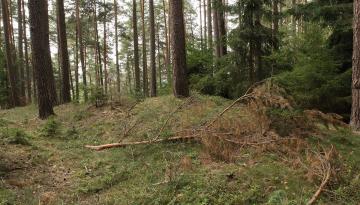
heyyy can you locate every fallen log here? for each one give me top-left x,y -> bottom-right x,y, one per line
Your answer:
85,135 -> 199,151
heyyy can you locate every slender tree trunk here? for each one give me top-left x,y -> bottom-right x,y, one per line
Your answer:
75,27 -> 79,102
149,0 -> 157,97
272,0 -> 279,50
103,4 -> 108,95
199,0 -> 203,49
29,0 -> 54,119
22,0 -> 31,103
157,23 -> 162,88
351,0 -> 360,130
169,0 -> 189,97
57,0 -> 71,103
17,0 -> 25,101
114,0 -> 120,94
203,0 -> 207,49
218,0 -> 226,56
133,0 -> 141,93
213,0 -> 220,58
162,0 -> 171,85
1,0 -> 20,107
76,0 -> 87,101
94,3 -> 103,88
141,0 -> 148,96
207,0 -> 213,53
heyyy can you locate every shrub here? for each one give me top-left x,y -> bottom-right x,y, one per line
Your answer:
40,118 -> 60,138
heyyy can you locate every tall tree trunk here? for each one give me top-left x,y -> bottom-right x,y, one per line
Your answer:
17,0 -> 25,101
213,0 -> 220,58
141,0 -> 148,96
203,0 -> 207,49
114,0 -> 120,94
272,0 -> 279,50
76,0 -> 87,101
199,0 -> 203,49
351,0 -> 360,130
149,0 -> 156,97
133,0 -> 141,93
1,0 -> 20,107
22,0 -> 31,103
157,23 -> 162,88
103,3 -> 108,95
169,0 -> 189,97
29,0 -> 54,119
162,0 -> 171,85
94,3 -> 103,88
57,0 -> 71,103
75,26 -> 80,102
207,0 -> 212,52
218,0 -> 226,56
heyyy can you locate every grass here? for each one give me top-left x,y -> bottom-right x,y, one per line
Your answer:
0,95 -> 359,204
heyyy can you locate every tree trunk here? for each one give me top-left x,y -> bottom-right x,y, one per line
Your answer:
74,24 -> 80,102
203,0 -> 207,49
22,0 -> 31,103
57,0 -> 71,103
218,0 -> 226,56
1,0 -> 20,107
207,0 -> 212,52
351,0 -> 360,130
141,0 -> 148,96
272,0 -> 279,50
114,0 -> 120,94
162,0 -> 171,86
169,0 -> 189,97
17,0 -> 25,101
199,0 -> 203,50
76,0 -> 87,101
103,2 -> 108,95
213,0 -> 220,58
133,0 -> 141,93
157,23 -> 162,88
149,0 -> 157,97
94,3 -> 103,89
29,0 -> 55,119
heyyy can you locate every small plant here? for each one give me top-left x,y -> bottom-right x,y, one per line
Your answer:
89,86 -> 108,107
64,126 -> 79,139
40,117 -> 60,137
0,127 -> 31,146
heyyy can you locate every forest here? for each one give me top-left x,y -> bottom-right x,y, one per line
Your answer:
0,0 -> 360,204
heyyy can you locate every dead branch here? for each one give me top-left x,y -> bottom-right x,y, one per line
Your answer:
306,146 -> 333,205
152,96 -> 195,142
223,137 -> 299,146
85,134 -> 200,151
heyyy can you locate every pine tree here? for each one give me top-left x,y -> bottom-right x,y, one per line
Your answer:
29,0 -> 55,119
351,0 -> 360,130
169,0 -> 189,97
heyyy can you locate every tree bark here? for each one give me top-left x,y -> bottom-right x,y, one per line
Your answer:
207,0 -> 212,52
169,0 -> 189,97
218,0 -> 226,56
351,0 -> 360,130
103,1 -> 108,95
57,0 -> 71,103
17,0 -> 25,101
199,0 -> 203,49
162,0 -> 171,85
22,0 -> 31,103
76,0 -> 87,101
28,0 -> 55,119
141,0 -> 148,96
213,0 -> 220,58
1,0 -> 20,107
133,0 -> 141,93
149,0 -> 157,97
114,0 -> 120,94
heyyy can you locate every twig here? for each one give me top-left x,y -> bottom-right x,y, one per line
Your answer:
85,134 -> 200,151
306,146 -> 333,205
152,96 -> 195,142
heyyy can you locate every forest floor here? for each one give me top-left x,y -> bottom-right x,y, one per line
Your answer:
1,87 -> 360,204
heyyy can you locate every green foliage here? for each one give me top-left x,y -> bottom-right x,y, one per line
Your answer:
89,86 -> 108,107
0,188 -> 16,205
0,127 -> 31,146
267,108 -> 306,137
0,49 -> 9,108
40,117 -> 60,138
272,24 -> 351,115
